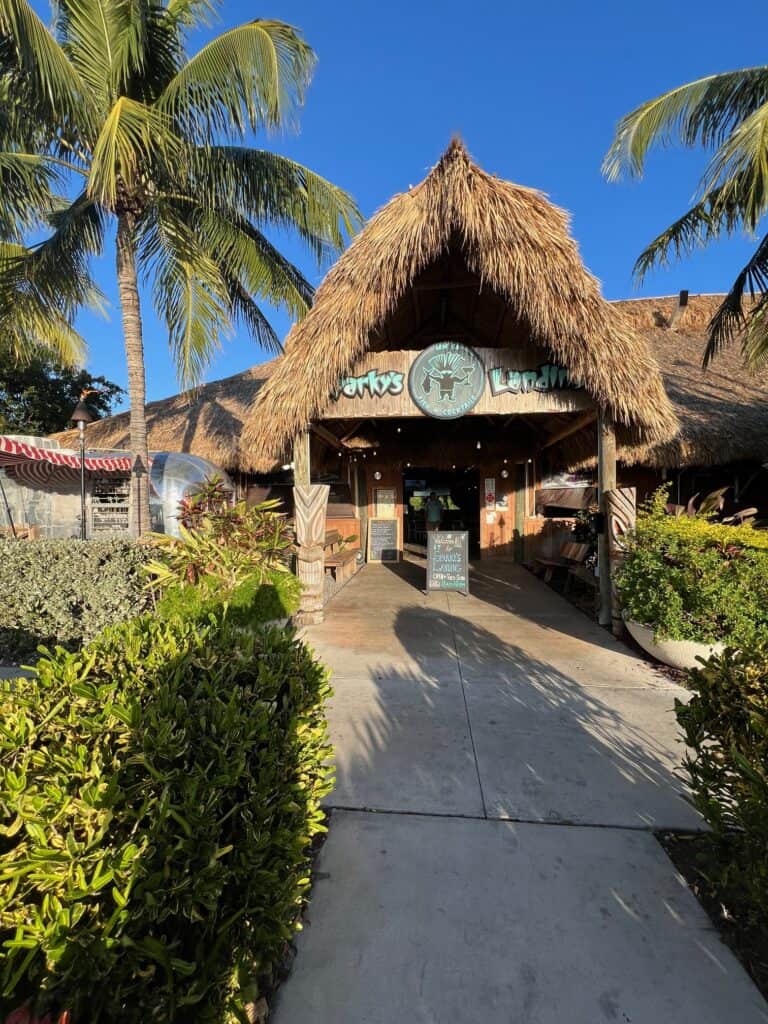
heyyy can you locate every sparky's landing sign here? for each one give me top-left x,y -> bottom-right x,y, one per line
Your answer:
328,346 -> 589,419
408,342 -> 485,420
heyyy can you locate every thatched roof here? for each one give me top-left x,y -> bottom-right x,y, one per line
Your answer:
52,360 -> 277,472
49,294 -> 768,473
613,294 -> 768,468
242,138 -> 677,467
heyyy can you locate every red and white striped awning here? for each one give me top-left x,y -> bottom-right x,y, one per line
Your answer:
0,436 -> 132,486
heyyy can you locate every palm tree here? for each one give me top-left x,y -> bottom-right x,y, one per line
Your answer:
0,0 -> 360,535
603,66 -> 768,368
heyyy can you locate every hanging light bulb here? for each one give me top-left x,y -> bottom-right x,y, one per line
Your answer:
476,440 -> 481,450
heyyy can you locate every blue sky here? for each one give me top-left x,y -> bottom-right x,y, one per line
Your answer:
61,0 -> 768,408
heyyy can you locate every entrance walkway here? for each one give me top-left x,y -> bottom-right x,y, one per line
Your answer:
273,559 -> 768,1023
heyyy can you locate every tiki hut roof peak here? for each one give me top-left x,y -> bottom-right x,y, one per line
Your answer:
243,139 -> 677,466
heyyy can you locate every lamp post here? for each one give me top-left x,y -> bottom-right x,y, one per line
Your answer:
69,396 -> 99,540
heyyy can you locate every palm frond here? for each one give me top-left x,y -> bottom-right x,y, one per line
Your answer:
633,181 -> 744,280
0,0 -> 94,132
89,96 -> 178,205
190,205 -> 314,319
603,66 -> 768,180
706,232 -> 768,364
741,299 -> 768,369
224,274 -> 281,354
140,203 -> 232,386
0,241 -> 89,365
164,0 -> 217,32
698,99 -> 768,231
157,19 -> 315,141
183,146 -> 361,259
0,151 -> 60,238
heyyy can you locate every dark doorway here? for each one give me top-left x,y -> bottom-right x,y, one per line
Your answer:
403,467 -> 480,559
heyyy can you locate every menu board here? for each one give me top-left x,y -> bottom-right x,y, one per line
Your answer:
427,531 -> 469,594
367,517 -> 400,562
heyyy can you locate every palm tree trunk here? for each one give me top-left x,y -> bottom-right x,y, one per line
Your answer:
116,212 -> 151,538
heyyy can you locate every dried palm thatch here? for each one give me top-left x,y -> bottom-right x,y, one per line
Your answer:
613,295 -> 768,468
242,138 -> 677,467
52,361 -> 278,472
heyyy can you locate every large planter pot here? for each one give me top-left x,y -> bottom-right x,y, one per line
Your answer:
624,619 -> 724,671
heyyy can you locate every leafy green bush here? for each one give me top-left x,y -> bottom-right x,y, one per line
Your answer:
156,571 -> 301,628
615,488 -> 768,645
677,643 -> 768,923
0,607 -> 332,1022
0,538 -> 155,662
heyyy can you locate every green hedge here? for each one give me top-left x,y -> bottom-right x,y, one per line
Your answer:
155,571 -> 301,629
0,607 -> 332,1022
0,538 -> 154,662
677,643 -> 768,923
615,490 -> 768,645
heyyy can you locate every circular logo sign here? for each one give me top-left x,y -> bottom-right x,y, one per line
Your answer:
408,341 -> 485,419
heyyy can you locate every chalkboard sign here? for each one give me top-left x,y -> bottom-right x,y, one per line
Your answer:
427,531 -> 469,594
367,517 -> 400,562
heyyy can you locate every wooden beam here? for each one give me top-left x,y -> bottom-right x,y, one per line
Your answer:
514,463 -> 526,562
311,422 -> 344,450
340,422 -> 365,444
293,430 -> 311,487
539,411 -> 597,451
597,414 -> 617,630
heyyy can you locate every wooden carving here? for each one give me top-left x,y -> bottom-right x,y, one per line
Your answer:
293,484 -> 330,625
607,487 -> 636,556
607,487 -> 636,637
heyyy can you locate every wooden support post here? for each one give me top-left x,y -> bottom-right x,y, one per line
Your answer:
293,430 -> 311,487
355,463 -> 368,562
293,483 -> 330,625
513,463 -> 526,563
597,414 -> 617,629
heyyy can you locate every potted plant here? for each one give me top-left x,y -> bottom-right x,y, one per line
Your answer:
615,489 -> 768,670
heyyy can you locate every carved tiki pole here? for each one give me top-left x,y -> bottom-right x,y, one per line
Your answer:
293,484 -> 330,625
606,487 -> 636,637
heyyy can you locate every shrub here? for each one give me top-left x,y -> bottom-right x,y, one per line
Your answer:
0,539 -> 155,662
156,572 -> 301,628
0,607 -> 333,1022
146,498 -> 293,594
676,643 -> 768,923
615,488 -> 768,645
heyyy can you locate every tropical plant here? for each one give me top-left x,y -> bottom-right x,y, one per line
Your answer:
603,66 -> 768,366
146,496 -> 292,592
676,640 -> 768,926
615,486 -> 768,645
0,0 -> 361,534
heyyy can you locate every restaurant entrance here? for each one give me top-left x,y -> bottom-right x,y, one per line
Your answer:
403,467 -> 480,559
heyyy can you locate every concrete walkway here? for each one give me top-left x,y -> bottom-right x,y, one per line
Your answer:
274,558 -> 768,1023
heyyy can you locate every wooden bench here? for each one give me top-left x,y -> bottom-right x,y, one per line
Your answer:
323,529 -> 358,584
533,542 -> 590,583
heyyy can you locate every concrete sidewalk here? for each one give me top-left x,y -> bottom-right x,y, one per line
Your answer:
274,559 -> 768,1023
